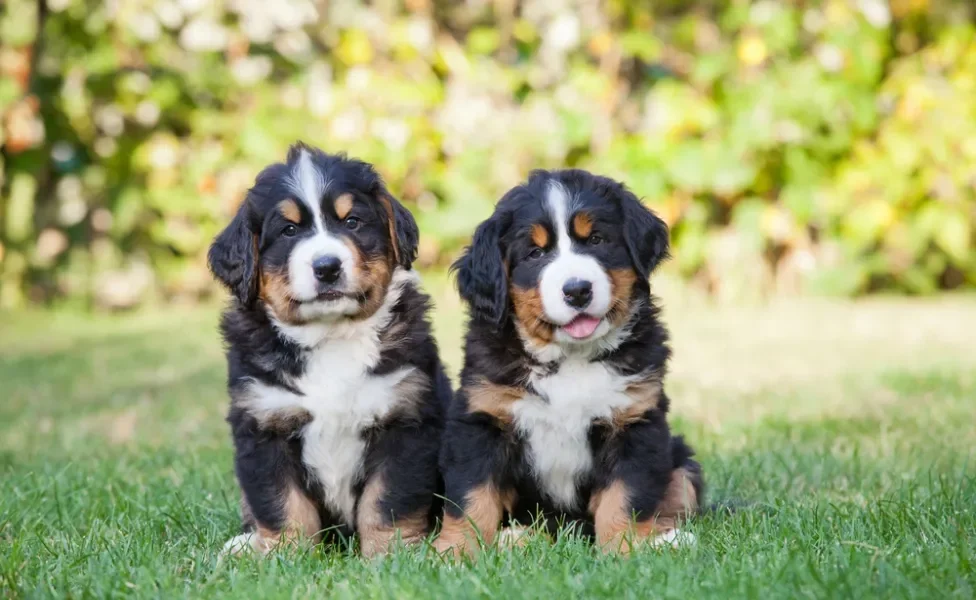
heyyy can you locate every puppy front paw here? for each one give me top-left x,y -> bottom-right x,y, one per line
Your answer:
650,528 -> 696,549
219,532 -> 270,559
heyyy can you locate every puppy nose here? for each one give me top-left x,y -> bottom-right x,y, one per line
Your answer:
562,278 -> 593,309
312,256 -> 343,283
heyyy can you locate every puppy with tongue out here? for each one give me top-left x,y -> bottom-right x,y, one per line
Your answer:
436,169 -> 704,558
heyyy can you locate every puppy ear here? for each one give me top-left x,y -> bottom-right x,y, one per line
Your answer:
452,213 -> 510,325
208,200 -> 259,306
619,189 -> 670,279
380,192 -> 419,269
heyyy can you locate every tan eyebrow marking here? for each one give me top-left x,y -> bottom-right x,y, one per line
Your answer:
279,199 -> 301,224
334,193 -> 354,220
530,223 -> 549,248
572,212 -> 593,238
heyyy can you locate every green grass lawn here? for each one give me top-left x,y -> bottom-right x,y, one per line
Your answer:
1,280 -> 974,598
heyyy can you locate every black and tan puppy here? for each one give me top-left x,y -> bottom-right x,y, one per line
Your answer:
435,169 -> 703,555
209,143 -> 450,557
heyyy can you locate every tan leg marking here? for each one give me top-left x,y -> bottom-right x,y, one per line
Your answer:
590,468 -> 698,554
224,485 -> 322,556
434,484 -> 514,557
357,474 -> 429,557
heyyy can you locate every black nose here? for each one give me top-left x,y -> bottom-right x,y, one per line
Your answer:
562,278 -> 593,309
312,256 -> 343,283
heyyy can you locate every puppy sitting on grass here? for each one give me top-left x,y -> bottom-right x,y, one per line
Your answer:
436,169 -> 702,556
209,143 -> 451,557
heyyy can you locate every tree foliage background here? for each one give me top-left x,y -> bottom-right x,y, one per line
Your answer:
1,0 -> 974,309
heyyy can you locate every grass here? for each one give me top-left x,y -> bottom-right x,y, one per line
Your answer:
1,278 -> 974,598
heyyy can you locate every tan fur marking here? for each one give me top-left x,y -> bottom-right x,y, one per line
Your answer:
353,249 -> 395,320
387,369 -> 431,422
260,268 -> 300,324
357,474 -> 429,557
604,375 -> 663,430
590,469 -> 698,554
510,285 -> 554,345
607,268 -> 638,326
249,485 -> 322,552
530,223 -> 549,248
657,467 -> 699,522
378,195 -> 401,265
572,212 -> 594,238
255,404 -> 313,434
334,193 -> 354,220
434,484 -> 515,557
279,199 -> 301,224
465,379 -> 525,425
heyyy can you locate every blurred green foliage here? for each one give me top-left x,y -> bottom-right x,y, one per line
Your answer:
1,0 -> 974,309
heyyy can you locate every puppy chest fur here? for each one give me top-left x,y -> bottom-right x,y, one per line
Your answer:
241,286 -> 420,524
511,359 -> 637,510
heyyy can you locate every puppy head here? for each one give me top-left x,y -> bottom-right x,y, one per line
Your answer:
454,169 -> 668,349
208,143 -> 418,324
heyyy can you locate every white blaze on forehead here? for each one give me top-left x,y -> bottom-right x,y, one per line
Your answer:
538,181 -> 612,328
546,181 -> 573,254
288,149 -> 329,231
284,150 -> 356,307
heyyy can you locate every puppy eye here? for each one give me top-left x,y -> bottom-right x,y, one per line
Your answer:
587,234 -> 604,246
283,224 -> 298,237
528,247 -> 546,260
344,217 -> 362,231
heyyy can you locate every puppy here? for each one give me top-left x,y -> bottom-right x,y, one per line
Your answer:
209,143 -> 451,557
436,169 -> 703,555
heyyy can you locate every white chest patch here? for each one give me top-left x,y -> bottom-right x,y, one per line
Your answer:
511,359 -> 636,510
242,273 -> 417,524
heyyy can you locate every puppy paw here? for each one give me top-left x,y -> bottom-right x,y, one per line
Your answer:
219,532 -> 268,559
495,525 -> 533,549
650,528 -> 696,549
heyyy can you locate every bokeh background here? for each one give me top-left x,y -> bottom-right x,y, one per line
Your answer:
1,0 -> 974,311
3,3 -> 976,595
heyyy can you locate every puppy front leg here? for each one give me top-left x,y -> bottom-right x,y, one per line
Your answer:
357,422 -> 440,557
435,419 -> 513,557
224,431 -> 321,556
591,422 -> 696,554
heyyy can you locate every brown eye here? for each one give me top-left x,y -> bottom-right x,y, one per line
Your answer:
587,234 -> 604,246
344,217 -> 361,231
283,224 -> 298,237
528,247 -> 546,260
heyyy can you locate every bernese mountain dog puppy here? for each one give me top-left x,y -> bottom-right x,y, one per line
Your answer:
435,169 -> 703,556
208,143 -> 451,557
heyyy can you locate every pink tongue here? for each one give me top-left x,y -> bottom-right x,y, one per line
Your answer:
562,315 -> 601,339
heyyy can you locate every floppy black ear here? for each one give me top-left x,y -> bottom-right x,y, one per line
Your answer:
381,192 -> 419,269
452,213 -> 510,325
619,189 -> 670,279
208,200 -> 259,306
